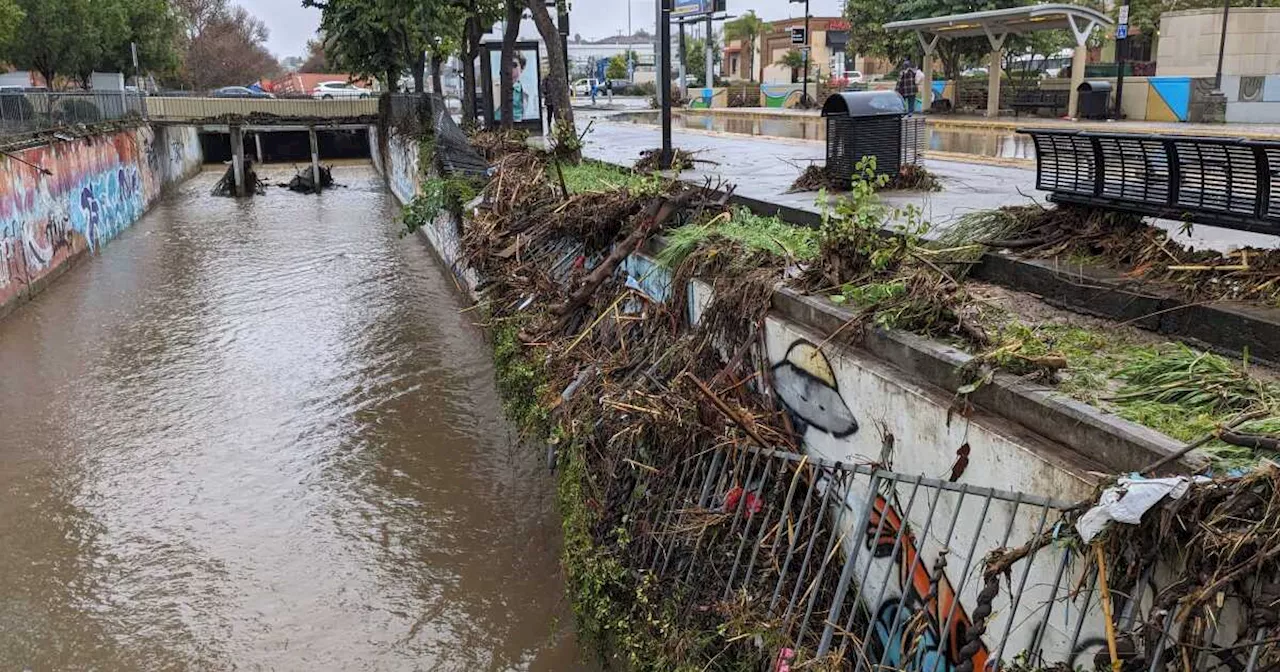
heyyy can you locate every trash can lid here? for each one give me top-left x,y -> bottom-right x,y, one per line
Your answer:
1076,80 -> 1113,92
821,90 -> 906,117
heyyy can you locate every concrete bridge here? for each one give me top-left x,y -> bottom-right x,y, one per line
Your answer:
145,96 -> 379,128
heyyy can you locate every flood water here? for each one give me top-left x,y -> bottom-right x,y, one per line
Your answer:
0,162 -> 586,670
610,110 -> 1037,160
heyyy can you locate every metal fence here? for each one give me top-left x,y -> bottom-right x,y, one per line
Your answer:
0,91 -> 380,138
0,91 -> 147,136
613,441 -> 1102,670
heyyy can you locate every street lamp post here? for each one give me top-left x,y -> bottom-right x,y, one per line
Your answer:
1214,0 -> 1230,91
789,0 -> 811,107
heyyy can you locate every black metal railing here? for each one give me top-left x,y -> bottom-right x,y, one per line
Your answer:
1022,128 -> 1280,235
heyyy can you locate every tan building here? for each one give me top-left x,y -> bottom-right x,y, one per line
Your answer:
1156,7 -> 1280,78
721,17 -> 889,83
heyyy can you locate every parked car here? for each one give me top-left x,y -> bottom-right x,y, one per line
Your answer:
571,78 -> 602,96
312,81 -> 372,99
211,86 -> 273,98
846,70 -> 864,84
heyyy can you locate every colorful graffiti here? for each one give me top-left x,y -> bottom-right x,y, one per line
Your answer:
0,125 -> 201,311
772,340 -> 859,437
864,494 -> 989,672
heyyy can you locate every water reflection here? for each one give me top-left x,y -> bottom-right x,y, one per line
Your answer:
611,111 -> 1037,159
0,162 -> 587,671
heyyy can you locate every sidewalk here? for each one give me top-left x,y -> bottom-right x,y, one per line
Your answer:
681,107 -> 1280,141
580,116 -> 1279,252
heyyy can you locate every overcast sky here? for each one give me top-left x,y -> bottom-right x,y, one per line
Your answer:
240,0 -> 845,60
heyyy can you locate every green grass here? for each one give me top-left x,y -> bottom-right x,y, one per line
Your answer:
656,208 -> 819,268
558,160 -> 658,194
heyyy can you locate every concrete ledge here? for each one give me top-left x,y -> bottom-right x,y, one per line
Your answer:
771,286 -> 1198,474
972,253 -> 1280,365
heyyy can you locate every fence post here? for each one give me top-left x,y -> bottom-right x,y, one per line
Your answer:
815,472 -> 881,657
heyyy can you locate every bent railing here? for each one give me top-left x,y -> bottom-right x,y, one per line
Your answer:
1020,128 -> 1280,235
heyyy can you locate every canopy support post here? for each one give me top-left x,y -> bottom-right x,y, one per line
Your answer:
916,30 -> 940,111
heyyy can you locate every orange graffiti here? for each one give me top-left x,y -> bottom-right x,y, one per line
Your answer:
867,495 -> 990,671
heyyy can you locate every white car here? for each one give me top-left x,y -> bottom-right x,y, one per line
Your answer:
846,70 -> 864,84
571,78 -> 602,96
312,81 -> 372,99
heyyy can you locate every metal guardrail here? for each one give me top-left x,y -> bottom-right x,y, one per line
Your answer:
0,91 -> 380,138
1021,128 -> 1280,235
619,441 -> 1094,670
0,91 -> 147,136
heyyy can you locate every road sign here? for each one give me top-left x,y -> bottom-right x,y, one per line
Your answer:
1116,24 -> 1128,39
791,27 -> 807,45
1117,5 -> 1129,25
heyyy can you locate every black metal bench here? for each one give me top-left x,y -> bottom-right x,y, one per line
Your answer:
1020,128 -> 1280,235
1010,90 -> 1069,118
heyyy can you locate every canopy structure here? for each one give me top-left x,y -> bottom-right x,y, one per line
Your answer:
884,4 -> 1113,118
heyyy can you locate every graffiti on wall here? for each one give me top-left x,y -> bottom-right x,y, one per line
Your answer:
864,494 -> 988,672
0,125 -> 197,308
386,133 -> 419,206
772,340 -> 859,437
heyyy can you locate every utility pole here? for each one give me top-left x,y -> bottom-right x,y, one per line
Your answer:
1214,0 -> 1230,90
790,0 -> 811,106
678,20 -> 688,98
705,13 -> 714,90
1113,0 -> 1130,118
659,0 -> 672,169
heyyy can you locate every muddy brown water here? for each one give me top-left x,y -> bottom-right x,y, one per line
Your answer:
0,162 -> 589,671
611,110 -> 1037,160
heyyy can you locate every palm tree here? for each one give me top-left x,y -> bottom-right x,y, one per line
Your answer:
775,48 -> 810,83
723,10 -> 769,82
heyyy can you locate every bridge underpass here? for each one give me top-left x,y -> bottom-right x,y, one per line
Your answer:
146,96 -> 380,196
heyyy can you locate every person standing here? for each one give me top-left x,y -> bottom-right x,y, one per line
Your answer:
896,59 -> 918,116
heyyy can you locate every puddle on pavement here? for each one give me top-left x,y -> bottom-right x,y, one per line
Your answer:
609,110 -> 1036,160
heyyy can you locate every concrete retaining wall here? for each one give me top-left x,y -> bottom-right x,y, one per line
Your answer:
376,129 -> 1114,666
0,124 -> 202,319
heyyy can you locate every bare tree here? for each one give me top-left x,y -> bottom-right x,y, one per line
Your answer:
180,3 -> 280,90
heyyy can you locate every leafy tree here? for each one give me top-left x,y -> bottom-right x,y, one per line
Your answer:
723,10 -> 768,82
0,0 -> 24,56
606,54 -> 628,80
775,48 -> 812,82
685,35 -> 720,86
98,0 -> 183,82
8,0 -> 120,88
304,0 -> 424,92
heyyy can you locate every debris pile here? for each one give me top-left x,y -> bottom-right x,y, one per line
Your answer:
634,147 -> 705,172
210,160 -> 265,196
788,162 -> 943,193
460,138 -> 849,667
283,164 -> 334,193
953,204 -> 1280,304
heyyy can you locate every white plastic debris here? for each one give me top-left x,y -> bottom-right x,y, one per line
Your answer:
1076,476 -> 1198,543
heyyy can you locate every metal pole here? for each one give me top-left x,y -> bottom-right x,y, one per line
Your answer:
802,0 -> 810,107
678,21 -> 688,98
1114,0 -> 1129,118
1214,0 -> 1230,90
705,13 -> 714,91
659,0 -> 672,169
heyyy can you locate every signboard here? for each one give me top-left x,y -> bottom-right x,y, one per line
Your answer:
791,27 -> 807,45
672,0 -> 712,17
1115,5 -> 1129,38
479,40 -> 544,131
1115,24 -> 1128,39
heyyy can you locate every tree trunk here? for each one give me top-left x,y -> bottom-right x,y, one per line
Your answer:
413,51 -> 426,94
461,16 -> 479,128
431,53 -> 444,95
499,0 -> 521,130
525,0 -> 577,159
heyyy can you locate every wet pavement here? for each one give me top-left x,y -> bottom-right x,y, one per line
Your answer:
581,113 -> 1280,251
582,116 -> 1041,231
0,162 -> 586,671
607,110 -> 1038,160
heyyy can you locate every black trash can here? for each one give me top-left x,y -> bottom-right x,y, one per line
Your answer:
821,91 -> 906,182
1076,80 -> 1112,120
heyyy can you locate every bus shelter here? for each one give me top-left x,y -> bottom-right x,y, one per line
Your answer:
884,4 -> 1113,119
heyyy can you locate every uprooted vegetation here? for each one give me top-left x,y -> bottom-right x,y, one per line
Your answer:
788,162 -> 943,194
948,203 -> 1280,305
436,129 -> 1280,670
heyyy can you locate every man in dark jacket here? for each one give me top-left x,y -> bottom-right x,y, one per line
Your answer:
896,59 -> 918,116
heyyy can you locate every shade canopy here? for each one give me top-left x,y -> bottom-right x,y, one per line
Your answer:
883,4 -> 1112,43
